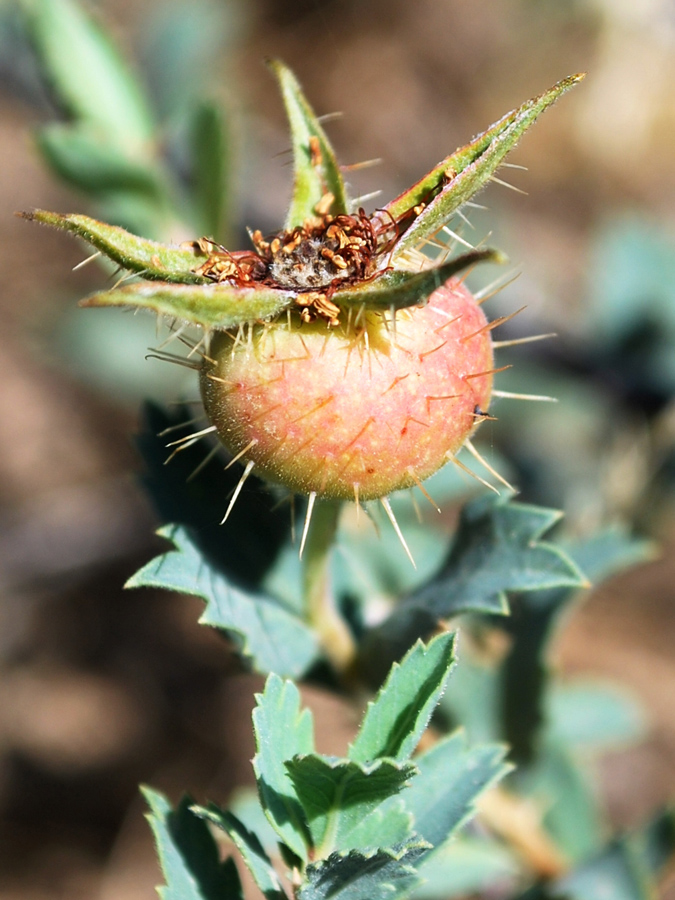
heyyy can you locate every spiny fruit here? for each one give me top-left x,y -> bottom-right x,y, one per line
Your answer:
23,61 -> 583,526
200,278 -> 495,503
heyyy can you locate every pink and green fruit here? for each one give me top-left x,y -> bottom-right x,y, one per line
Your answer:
200,277 -> 493,502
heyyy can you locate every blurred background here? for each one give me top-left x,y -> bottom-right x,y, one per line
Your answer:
1,0 -> 675,897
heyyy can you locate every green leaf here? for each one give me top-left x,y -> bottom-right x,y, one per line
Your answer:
517,811 -> 675,900
193,806 -> 288,900
587,218 -> 675,350
268,59 -> 348,228
349,632 -> 455,764
438,653 -> 500,746
139,0 -> 235,120
385,74 -> 585,263
137,402 -> 290,592
554,811 -> 675,900
405,494 -> 587,618
36,124 -> 164,197
142,787 -> 243,900
299,843 -> 429,900
228,787 -> 282,856
21,210 -> 208,281
285,755 -> 417,854
524,529 -> 655,616
25,0 -> 153,149
633,809 -> 675,879
514,738 -> 603,863
400,731 -> 509,852
252,675 -> 315,860
126,526 -> 320,678
366,497 -> 586,676
502,529 -> 653,763
412,836 -> 518,900
189,101 -> 231,241
564,528 -> 655,588
81,280 -> 295,330
332,249 -> 505,313
548,681 -> 647,751
345,800 -> 415,853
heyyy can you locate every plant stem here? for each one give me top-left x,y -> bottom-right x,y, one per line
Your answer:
302,499 -> 355,672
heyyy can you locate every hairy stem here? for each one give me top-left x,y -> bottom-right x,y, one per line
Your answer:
302,499 -> 355,672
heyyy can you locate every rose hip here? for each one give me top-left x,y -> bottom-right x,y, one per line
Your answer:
200,278 -> 494,502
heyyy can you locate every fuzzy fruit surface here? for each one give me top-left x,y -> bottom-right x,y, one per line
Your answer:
200,278 -> 493,501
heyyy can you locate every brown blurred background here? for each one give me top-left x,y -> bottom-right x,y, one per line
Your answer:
1,0 -> 675,897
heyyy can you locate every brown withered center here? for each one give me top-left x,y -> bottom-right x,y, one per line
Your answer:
189,202 -> 392,326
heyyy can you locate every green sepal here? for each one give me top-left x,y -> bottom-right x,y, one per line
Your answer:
191,806 -> 289,900
385,74 -> 585,262
126,526 -> 320,678
284,755 -> 417,855
299,842 -> 429,900
252,675 -> 315,861
332,249 -> 505,312
268,59 -> 349,228
142,787 -> 244,900
349,632 -> 455,764
21,209 -> 208,281
81,281 -> 295,330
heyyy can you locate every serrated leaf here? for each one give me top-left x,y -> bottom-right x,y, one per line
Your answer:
81,281 -> 295,329
137,402 -> 290,592
332,249 -> 505,313
252,675 -> 315,860
400,731 -> 510,852
227,787 -> 283,856
412,836 -> 518,900
566,529 -> 655,588
405,494 -> 587,618
36,124 -> 164,197
193,806 -> 288,900
21,210 -> 208,281
299,843 -> 429,900
189,101 -> 231,241
349,632 -> 455,764
269,59 -> 348,228
502,529 -> 653,763
365,497 -> 586,680
438,653 -> 500,746
126,526 -> 319,678
386,75 -> 584,263
142,787 -> 243,900
285,755 -> 417,854
526,529 -> 655,615
345,799 -> 414,853
25,0 -> 153,149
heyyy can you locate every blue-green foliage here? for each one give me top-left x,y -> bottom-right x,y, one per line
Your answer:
24,4 -> 675,900
178,636 -> 508,900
